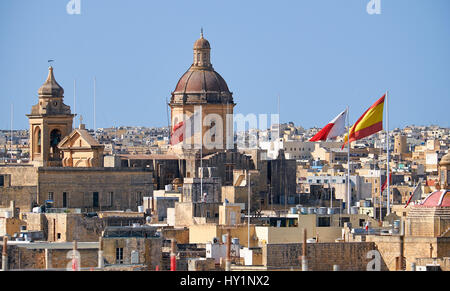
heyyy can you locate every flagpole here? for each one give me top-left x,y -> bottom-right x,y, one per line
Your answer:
93,77 -> 96,138
347,105 -> 351,214
379,143 -> 383,222
386,91 -> 390,216
200,105 -> 203,203
74,80 -> 77,128
10,103 -> 13,161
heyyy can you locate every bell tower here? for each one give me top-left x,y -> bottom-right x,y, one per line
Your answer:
27,66 -> 75,167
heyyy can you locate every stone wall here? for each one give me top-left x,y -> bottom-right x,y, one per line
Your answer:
0,186 -> 37,213
101,236 -> 162,270
0,244 -> 98,270
0,165 -> 38,186
160,227 -> 190,244
37,167 -> 153,211
263,242 -> 384,271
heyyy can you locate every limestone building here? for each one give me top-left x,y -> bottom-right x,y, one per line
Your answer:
0,67 -> 153,213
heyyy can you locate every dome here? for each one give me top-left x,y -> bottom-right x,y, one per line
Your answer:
440,152 -> 450,166
416,190 -> 450,207
194,37 -> 210,49
170,31 -> 233,105
38,66 -> 64,97
194,29 -> 211,49
174,69 -> 229,93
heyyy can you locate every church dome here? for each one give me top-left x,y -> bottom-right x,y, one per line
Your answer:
416,190 -> 450,207
194,36 -> 210,49
38,66 -> 64,97
440,152 -> 450,166
174,69 -> 230,94
170,31 -> 233,105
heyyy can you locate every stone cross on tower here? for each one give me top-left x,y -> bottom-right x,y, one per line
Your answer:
79,115 -> 86,130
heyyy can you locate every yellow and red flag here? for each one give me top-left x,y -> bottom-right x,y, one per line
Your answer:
342,94 -> 385,149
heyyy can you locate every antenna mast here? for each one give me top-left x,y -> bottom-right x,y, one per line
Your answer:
94,77 -> 96,137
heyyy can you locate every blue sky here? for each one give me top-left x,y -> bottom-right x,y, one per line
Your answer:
0,0 -> 449,130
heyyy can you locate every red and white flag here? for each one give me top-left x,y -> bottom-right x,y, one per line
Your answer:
381,172 -> 392,194
404,182 -> 422,208
309,109 -> 348,141
170,110 -> 201,146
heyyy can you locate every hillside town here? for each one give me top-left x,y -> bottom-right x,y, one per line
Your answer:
1,33 -> 449,272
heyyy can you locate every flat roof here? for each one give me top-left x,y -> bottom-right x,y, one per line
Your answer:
6,241 -> 99,250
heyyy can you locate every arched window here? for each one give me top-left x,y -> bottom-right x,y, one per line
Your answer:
50,129 -> 62,158
34,127 -> 41,153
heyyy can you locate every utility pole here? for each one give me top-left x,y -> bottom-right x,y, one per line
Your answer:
72,240 -> 78,271
225,228 -> 231,271
170,239 -> 177,271
248,171 -> 251,249
302,228 -> 308,271
2,236 -> 8,271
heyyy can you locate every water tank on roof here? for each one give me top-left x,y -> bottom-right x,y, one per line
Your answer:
138,205 -> 144,213
317,207 -> 327,215
232,238 -> 239,245
222,234 -> 228,244
327,208 -> 335,215
307,207 -> 316,214
165,184 -> 173,191
350,206 -> 358,214
300,207 -> 308,214
290,207 -> 298,214
393,220 -> 401,229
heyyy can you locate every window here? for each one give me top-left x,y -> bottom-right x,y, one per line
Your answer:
339,217 -> 350,227
109,192 -> 114,207
225,164 -> 233,183
116,247 -> 124,264
93,192 -> 99,208
57,233 -> 61,239
359,219 -> 366,227
48,192 -> 54,201
317,217 -> 331,227
62,192 -> 67,208
0,175 -> 4,187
